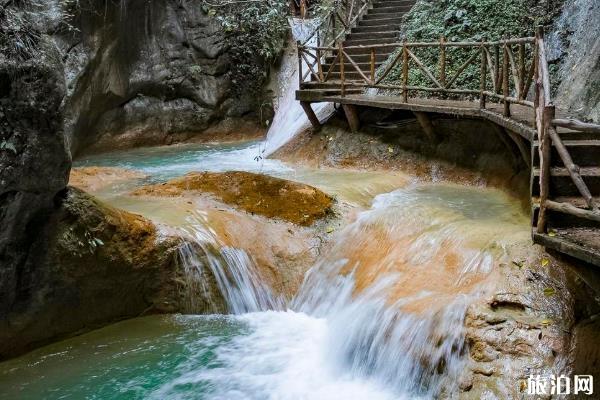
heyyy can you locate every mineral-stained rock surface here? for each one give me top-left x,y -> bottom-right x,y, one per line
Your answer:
0,187 -> 221,360
131,171 -> 335,226
69,167 -> 147,192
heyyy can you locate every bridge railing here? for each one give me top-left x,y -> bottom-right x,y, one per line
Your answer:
297,0 -> 371,83
298,36 -> 537,115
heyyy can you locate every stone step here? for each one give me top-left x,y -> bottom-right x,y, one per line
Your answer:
325,52 -> 392,63
532,140 -> 600,167
346,31 -> 400,41
324,71 -> 372,81
368,5 -> 412,14
344,37 -> 401,47
352,24 -> 400,33
358,17 -> 403,27
343,45 -> 397,55
372,0 -> 415,8
323,62 -> 379,73
532,167 -> 600,197
361,14 -> 405,21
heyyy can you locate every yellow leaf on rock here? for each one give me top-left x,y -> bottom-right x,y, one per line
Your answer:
543,287 -> 556,297
541,258 -> 550,267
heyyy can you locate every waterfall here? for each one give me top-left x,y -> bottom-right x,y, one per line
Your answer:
287,184 -> 525,397
174,184 -> 525,398
262,20 -> 334,156
177,212 -> 285,314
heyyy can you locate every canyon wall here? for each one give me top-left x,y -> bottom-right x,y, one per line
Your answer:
548,0 -> 600,122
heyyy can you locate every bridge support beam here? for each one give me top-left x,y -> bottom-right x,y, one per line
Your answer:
342,104 -> 361,133
413,112 -> 439,143
300,101 -> 321,131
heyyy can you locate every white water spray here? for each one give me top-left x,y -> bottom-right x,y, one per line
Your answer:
178,212 -> 285,314
262,20 -> 334,156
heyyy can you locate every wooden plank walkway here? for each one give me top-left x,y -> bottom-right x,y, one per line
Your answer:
296,0 -> 600,267
300,93 -> 538,140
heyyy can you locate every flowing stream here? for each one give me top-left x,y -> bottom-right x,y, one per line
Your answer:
0,138 -> 530,399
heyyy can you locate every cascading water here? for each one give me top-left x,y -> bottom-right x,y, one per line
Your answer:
177,212 -> 285,314
0,136 -> 532,399
262,20 -> 334,156
164,182 -> 527,399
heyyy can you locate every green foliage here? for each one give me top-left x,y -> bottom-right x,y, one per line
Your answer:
378,0 -> 563,94
202,0 -> 289,96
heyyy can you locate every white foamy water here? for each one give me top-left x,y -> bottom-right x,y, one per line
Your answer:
150,311 -> 402,400
178,212 -> 285,314
167,183 -> 528,399
262,23 -> 334,156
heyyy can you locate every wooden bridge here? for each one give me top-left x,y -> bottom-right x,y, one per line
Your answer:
295,0 -> 600,266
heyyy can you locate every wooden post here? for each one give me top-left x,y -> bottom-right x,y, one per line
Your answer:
439,36 -> 446,88
402,40 -> 409,102
342,104 -> 361,132
503,42 -> 511,117
518,42 -> 526,99
300,101 -> 321,131
339,41 -> 345,97
537,104 -> 553,233
494,44 -> 500,93
297,41 -> 303,86
479,41 -> 487,109
414,112 -> 438,143
370,48 -> 376,84
316,48 -> 324,81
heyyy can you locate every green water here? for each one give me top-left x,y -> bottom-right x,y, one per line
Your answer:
0,316 -> 245,400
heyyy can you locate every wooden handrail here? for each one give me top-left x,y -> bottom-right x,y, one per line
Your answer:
552,118 -> 600,133
297,27 -> 599,231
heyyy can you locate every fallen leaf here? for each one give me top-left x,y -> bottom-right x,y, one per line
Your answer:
543,287 -> 556,297
548,230 -> 557,237
326,226 -> 335,233
541,258 -> 549,267
388,146 -> 394,153
540,319 -> 552,326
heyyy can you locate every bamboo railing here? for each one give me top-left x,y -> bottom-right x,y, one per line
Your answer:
298,27 -> 600,231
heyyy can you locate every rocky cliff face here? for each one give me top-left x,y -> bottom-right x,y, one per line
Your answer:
0,1 -> 226,359
29,0 -> 262,155
548,0 -> 600,122
0,188 -> 202,360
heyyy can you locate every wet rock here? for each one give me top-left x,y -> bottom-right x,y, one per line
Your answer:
131,171 -> 335,226
8,0 -> 264,156
548,0 -> 600,122
69,167 -> 147,192
0,188 -> 216,360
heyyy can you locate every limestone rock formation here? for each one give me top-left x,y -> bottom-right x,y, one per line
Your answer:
131,171 -> 335,226
548,0 -> 600,122
14,0 -> 264,156
0,187 -> 218,360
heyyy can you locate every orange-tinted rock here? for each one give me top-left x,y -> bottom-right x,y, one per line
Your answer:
69,167 -> 147,191
131,171 -> 334,226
